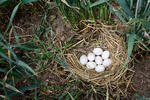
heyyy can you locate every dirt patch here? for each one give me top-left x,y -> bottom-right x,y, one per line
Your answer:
132,58 -> 150,98
51,8 -> 75,43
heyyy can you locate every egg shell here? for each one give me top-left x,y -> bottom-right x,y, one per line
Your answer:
102,50 -> 110,59
95,65 -> 105,72
86,61 -> 96,69
95,56 -> 103,65
93,48 -> 103,55
79,55 -> 88,65
87,53 -> 95,61
102,59 -> 112,67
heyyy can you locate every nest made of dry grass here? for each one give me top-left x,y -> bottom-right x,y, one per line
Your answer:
64,24 -> 130,87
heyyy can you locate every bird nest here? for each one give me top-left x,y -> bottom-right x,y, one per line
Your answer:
64,24 -> 130,87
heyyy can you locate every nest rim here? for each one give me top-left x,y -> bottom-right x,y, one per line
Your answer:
64,24 -> 130,87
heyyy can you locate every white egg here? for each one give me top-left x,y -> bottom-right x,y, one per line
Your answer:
95,65 -> 105,72
87,53 -> 95,61
93,47 -> 103,55
86,61 -> 96,69
95,56 -> 103,65
102,59 -> 112,67
79,55 -> 88,65
102,50 -> 110,59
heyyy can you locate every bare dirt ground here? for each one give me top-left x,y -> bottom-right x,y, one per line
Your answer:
132,58 -> 150,98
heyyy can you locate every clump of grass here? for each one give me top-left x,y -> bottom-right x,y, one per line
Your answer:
0,0 -> 50,99
107,0 -> 150,64
55,0 -> 111,27
0,27 -> 41,99
0,0 -> 75,99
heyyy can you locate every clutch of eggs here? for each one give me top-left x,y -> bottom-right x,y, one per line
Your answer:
79,47 -> 112,72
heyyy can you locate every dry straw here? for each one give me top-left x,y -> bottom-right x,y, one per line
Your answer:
64,23 -> 132,88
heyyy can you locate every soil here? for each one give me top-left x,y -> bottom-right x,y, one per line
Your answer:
50,8 -> 75,43
132,58 -> 150,98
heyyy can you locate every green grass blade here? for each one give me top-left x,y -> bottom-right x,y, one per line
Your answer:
0,52 -> 15,63
143,11 -> 150,18
135,35 -> 150,51
12,26 -> 20,44
117,0 -> 134,18
128,18 -> 140,24
0,51 -> 35,75
0,0 -> 9,6
11,44 -> 39,50
55,56 -> 68,68
0,81 -> 21,93
0,42 -> 19,60
5,3 -> 21,33
22,0 -> 38,4
34,88 -> 38,100
90,0 -> 110,7
0,33 -> 8,44
129,0 -> 133,9
8,83 -> 41,96
124,33 -> 135,67
0,68 -> 8,73
16,60 -> 36,75
141,20 -> 150,30
143,0 -> 150,14
62,43 -> 75,49
135,0 -> 141,18
137,97 -> 150,100
0,46 -> 5,54
107,3 -> 126,23
67,92 -> 75,100
58,92 -> 68,100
